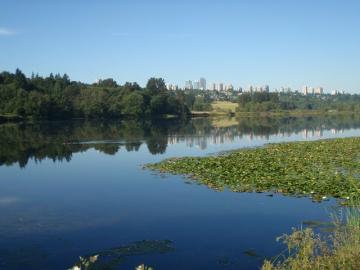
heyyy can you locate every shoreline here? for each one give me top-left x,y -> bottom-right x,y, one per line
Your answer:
0,110 -> 358,124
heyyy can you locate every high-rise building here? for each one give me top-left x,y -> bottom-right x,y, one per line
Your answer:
185,80 -> 193,90
211,83 -> 216,91
264,85 -> 270,92
193,80 -> 200,90
218,83 -> 224,91
302,86 -> 309,95
314,87 -> 323,95
199,77 -> 206,90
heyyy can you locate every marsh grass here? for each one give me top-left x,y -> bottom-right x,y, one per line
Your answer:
262,201 -> 360,270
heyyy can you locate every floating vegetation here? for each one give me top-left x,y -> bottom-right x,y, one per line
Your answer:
135,265 -> 153,270
243,249 -> 262,258
68,240 -> 174,270
147,138 -> 360,202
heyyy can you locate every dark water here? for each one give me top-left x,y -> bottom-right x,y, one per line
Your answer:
0,115 -> 360,270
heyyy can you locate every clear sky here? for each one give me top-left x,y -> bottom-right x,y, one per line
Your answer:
1,0 -> 359,93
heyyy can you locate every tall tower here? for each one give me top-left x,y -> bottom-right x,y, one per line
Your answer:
219,83 -> 224,91
199,77 -> 206,90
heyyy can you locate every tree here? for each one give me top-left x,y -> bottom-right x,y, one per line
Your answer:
146,78 -> 167,95
14,68 -> 28,90
121,92 -> 144,117
97,78 -> 117,88
150,94 -> 167,115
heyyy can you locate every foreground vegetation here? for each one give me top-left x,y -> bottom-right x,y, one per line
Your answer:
147,137 -> 360,202
262,202 -> 360,270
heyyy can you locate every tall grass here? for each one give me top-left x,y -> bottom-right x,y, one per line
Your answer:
262,201 -> 360,270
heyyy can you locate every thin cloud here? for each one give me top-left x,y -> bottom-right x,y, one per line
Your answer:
112,32 -> 193,39
0,27 -> 16,36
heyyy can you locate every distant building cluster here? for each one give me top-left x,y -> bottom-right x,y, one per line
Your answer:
302,86 -> 324,95
165,77 -> 347,95
245,85 -> 270,93
331,90 -> 345,95
274,86 -> 292,93
166,84 -> 179,91
184,77 -> 207,90
209,82 -> 236,91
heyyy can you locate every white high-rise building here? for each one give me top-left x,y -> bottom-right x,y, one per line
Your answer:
314,87 -> 323,95
199,77 -> 206,90
302,86 -> 309,95
185,80 -> 193,90
193,80 -> 200,90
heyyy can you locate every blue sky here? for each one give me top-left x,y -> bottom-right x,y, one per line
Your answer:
0,0 -> 359,93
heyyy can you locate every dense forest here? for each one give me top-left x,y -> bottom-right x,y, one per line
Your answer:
0,69 -> 190,120
237,91 -> 360,112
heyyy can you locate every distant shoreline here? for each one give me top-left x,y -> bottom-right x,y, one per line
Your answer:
192,110 -> 358,118
1,110 -> 358,124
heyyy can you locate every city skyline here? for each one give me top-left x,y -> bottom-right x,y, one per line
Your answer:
0,1 -> 360,93
169,77 -> 342,94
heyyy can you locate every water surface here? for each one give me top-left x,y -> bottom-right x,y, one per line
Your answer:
1,115 -> 360,270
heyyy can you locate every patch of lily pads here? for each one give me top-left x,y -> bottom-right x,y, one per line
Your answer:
146,137 -> 360,203
68,240 -> 174,270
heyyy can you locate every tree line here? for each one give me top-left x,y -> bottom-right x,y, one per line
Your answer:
237,91 -> 360,112
0,69 -> 191,120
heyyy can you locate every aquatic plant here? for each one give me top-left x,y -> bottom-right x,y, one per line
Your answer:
68,240 -> 173,270
147,137 -> 360,202
261,201 -> 360,270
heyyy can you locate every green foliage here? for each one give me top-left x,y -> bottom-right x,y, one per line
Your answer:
237,92 -> 360,113
146,77 -> 167,95
192,96 -> 212,111
122,92 -> 145,117
262,202 -> 360,270
0,70 -> 190,119
147,137 -> 360,202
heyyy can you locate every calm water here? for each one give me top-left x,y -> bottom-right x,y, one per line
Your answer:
1,115 -> 360,270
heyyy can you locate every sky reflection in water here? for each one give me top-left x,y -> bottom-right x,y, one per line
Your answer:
0,115 -> 360,270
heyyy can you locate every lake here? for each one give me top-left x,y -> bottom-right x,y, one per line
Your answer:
0,115 -> 360,270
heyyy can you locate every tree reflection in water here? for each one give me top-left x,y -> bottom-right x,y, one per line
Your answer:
1,114 -> 360,168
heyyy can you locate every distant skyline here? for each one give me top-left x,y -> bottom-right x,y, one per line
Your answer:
1,0 -> 360,93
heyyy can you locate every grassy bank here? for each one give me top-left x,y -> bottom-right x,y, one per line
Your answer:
211,101 -> 238,113
262,201 -> 360,270
192,101 -> 359,118
146,137 -> 360,202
